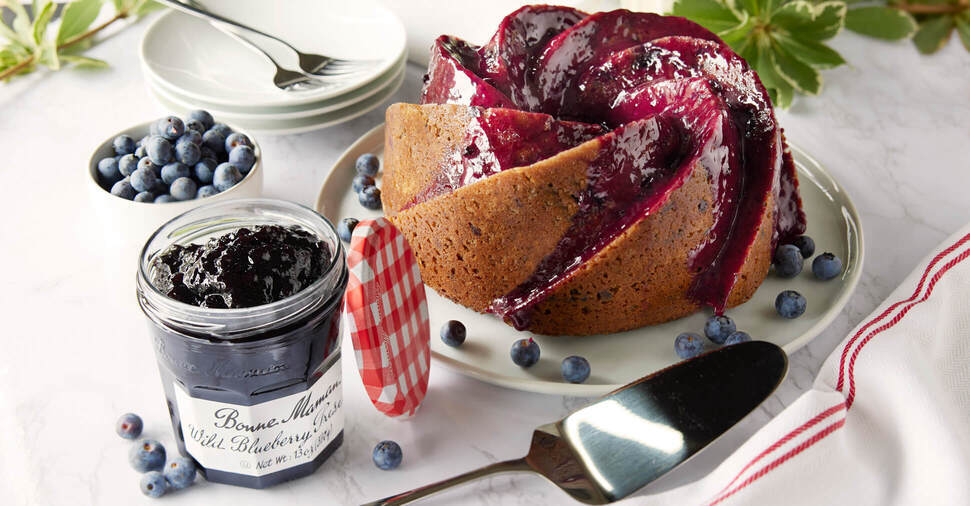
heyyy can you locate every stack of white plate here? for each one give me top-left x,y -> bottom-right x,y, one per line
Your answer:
139,0 -> 406,135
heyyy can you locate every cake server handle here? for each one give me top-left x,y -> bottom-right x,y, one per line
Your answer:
360,458 -> 530,506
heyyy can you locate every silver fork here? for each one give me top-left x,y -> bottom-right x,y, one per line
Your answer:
208,25 -> 326,91
157,0 -> 370,78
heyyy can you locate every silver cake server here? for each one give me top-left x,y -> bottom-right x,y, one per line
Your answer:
363,340 -> 788,505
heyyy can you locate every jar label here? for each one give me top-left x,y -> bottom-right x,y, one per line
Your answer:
174,357 -> 343,477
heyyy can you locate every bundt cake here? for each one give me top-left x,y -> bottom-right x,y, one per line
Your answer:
382,5 -> 806,336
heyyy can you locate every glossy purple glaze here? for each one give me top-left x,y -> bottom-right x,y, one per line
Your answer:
417,7 -> 806,326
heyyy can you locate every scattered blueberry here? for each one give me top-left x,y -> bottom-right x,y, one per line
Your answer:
113,134 -> 136,156
561,355 -> 591,383
97,157 -> 121,182
134,191 -> 155,203
110,179 -> 136,200
338,217 -> 359,242
196,185 -> 219,199
790,235 -> 815,258
116,154 -> 138,178
355,153 -> 380,177
213,163 -> 242,192
188,109 -> 214,130
163,457 -> 197,490
510,338 -> 540,367
175,140 -> 201,166
224,132 -> 252,153
140,471 -> 168,498
194,158 -> 217,184
155,194 -> 175,203
773,244 -> 803,278
180,129 -> 203,146
439,320 -> 466,347
170,177 -> 198,201
161,162 -> 191,185
353,174 -> 375,193
130,168 -> 159,193
674,332 -> 704,359
129,439 -> 166,473
157,116 -> 185,140
775,290 -> 807,319
115,413 -> 143,440
358,186 -> 382,210
229,145 -> 256,173
184,118 -> 205,134
812,253 -> 842,281
724,331 -> 751,345
372,441 -> 403,470
209,122 -> 232,138
146,136 -> 174,166
200,146 -> 217,161
202,130 -> 226,155
704,315 -> 736,344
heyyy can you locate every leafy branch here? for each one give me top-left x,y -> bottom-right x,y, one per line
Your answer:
0,0 -> 161,82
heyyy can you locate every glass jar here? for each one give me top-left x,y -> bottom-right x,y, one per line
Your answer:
136,199 -> 348,489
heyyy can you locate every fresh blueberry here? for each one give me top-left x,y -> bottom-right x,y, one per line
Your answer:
146,136 -> 174,166
196,185 -> 219,199
790,235 -> 815,258
812,253 -> 842,281
140,471 -> 168,498
134,191 -> 155,203
704,315 -> 736,344
724,331 -> 751,345
174,140 -> 201,166
228,145 -> 256,173
118,154 -> 139,177
184,118 -> 205,134
161,162 -> 191,185
202,130 -> 226,156
188,109 -> 214,130
97,157 -> 121,182
137,157 -> 161,177
200,146 -> 217,161
156,116 -> 185,140
149,120 -> 161,137
674,332 -> 704,359
353,174 -> 376,193
561,355 -> 591,383
224,132 -> 252,154
137,135 -> 149,148
213,163 -> 242,192
179,129 -> 203,146
358,186 -> 382,210
355,153 -> 380,177
163,457 -> 197,490
113,134 -> 136,156
209,122 -> 232,138
439,320 -> 466,347
134,145 -> 147,159
510,338 -> 540,367
130,167 -> 159,193
129,439 -> 166,472
155,194 -> 175,203
338,217 -> 359,242
775,290 -> 807,319
372,440 -> 403,470
194,158 -> 217,184
110,179 -> 136,200
170,177 -> 198,201
115,413 -> 143,440
773,244 -> 803,278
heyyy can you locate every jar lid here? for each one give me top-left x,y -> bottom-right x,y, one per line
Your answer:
343,218 -> 430,418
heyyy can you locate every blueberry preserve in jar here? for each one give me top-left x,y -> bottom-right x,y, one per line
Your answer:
136,199 -> 348,489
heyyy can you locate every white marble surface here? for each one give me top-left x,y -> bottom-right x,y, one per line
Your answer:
2,13 -> 969,506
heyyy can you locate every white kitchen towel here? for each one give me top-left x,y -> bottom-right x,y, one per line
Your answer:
643,224 -> 970,505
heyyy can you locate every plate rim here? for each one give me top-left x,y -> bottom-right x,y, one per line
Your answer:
317,124 -> 866,395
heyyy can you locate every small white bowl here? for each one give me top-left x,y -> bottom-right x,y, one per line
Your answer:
88,120 -> 263,271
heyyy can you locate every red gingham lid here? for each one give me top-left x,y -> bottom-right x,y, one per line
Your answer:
343,218 -> 430,418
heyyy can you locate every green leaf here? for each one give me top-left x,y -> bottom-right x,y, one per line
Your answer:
954,15 -> 970,52
57,0 -> 104,46
913,15 -> 954,54
60,53 -> 108,68
37,38 -> 58,69
738,0 -> 761,16
771,1 -> 846,41
844,6 -> 917,40
133,0 -> 163,16
670,0 -> 744,32
31,1 -> 54,46
7,0 -> 36,45
719,15 -> 756,48
774,33 -> 846,68
770,38 -> 822,94
755,44 -> 793,108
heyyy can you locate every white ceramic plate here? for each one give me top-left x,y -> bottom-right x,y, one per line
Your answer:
317,125 -> 864,396
142,50 -> 407,119
140,0 -> 406,108
149,68 -> 404,135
